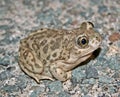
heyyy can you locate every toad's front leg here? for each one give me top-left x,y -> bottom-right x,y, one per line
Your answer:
50,63 -> 71,81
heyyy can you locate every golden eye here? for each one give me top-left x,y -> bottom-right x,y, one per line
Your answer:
77,36 -> 89,48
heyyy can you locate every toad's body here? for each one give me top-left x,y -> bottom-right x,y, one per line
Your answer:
18,22 -> 102,83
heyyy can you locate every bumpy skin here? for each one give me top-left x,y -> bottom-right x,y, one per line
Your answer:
18,22 -> 102,83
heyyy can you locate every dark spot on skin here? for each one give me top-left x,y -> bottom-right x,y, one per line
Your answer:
26,60 -> 29,64
46,31 -> 53,38
42,59 -> 47,65
29,64 -> 33,67
35,63 -> 41,68
52,53 -> 57,57
50,41 -> 60,51
43,44 -> 48,54
35,36 -> 45,43
47,55 -> 50,60
38,52 -> 41,58
56,37 -> 62,45
53,67 -> 57,73
30,36 -> 34,41
64,76 -> 67,79
32,43 -> 39,50
23,51 -> 28,59
50,40 -> 54,45
55,69 -> 57,73
31,59 -> 34,62
31,65 -> 34,71
52,32 -> 58,38
25,43 -> 30,48
40,39 -> 47,46
50,37 -> 62,51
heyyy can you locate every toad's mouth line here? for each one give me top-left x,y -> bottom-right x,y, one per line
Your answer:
65,52 -> 92,65
80,52 -> 92,58
63,52 -> 93,70
78,52 -> 92,62
74,47 -> 100,64
79,48 -> 98,59
63,47 -> 100,65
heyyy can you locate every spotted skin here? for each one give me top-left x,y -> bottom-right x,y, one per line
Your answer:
18,22 -> 102,83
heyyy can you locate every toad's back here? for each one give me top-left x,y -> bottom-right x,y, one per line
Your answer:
20,28 -> 73,65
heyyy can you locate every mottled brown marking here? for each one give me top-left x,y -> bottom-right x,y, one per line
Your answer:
60,49 -> 70,60
31,64 -> 34,71
23,51 -> 28,59
29,63 -> 33,67
47,55 -> 50,60
20,39 -> 28,47
35,63 -> 41,68
50,44 -> 58,51
56,37 -> 62,43
24,43 -> 30,49
50,40 -> 54,45
43,44 -> 48,54
40,39 -> 47,46
38,52 -> 41,58
52,32 -> 58,38
31,58 -> 34,62
54,68 -> 57,73
62,38 -> 69,47
50,40 -> 60,51
35,35 -> 45,42
52,53 -> 57,57
42,59 -> 47,65
26,60 -> 29,64
46,31 -> 53,38
32,43 -> 39,50
30,36 -> 34,40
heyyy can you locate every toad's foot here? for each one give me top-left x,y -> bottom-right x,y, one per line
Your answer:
50,64 -> 71,81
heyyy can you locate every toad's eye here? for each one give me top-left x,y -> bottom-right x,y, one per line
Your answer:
76,36 -> 89,48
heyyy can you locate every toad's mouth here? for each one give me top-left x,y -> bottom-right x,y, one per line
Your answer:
61,48 -> 101,71
75,47 -> 101,64
63,47 -> 101,66
78,52 -> 92,62
63,51 -> 93,71
82,52 -> 92,58
65,51 -> 93,65
80,47 -> 100,59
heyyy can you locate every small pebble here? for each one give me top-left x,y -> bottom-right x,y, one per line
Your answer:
109,32 -> 120,42
85,66 -> 98,79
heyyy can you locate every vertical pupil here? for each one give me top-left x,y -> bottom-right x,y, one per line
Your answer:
81,38 -> 86,44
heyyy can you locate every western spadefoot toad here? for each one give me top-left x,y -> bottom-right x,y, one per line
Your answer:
18,22 -> 102,83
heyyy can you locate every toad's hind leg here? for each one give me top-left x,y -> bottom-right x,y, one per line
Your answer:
50,64 -> 71,81
18,46 -> 54,83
